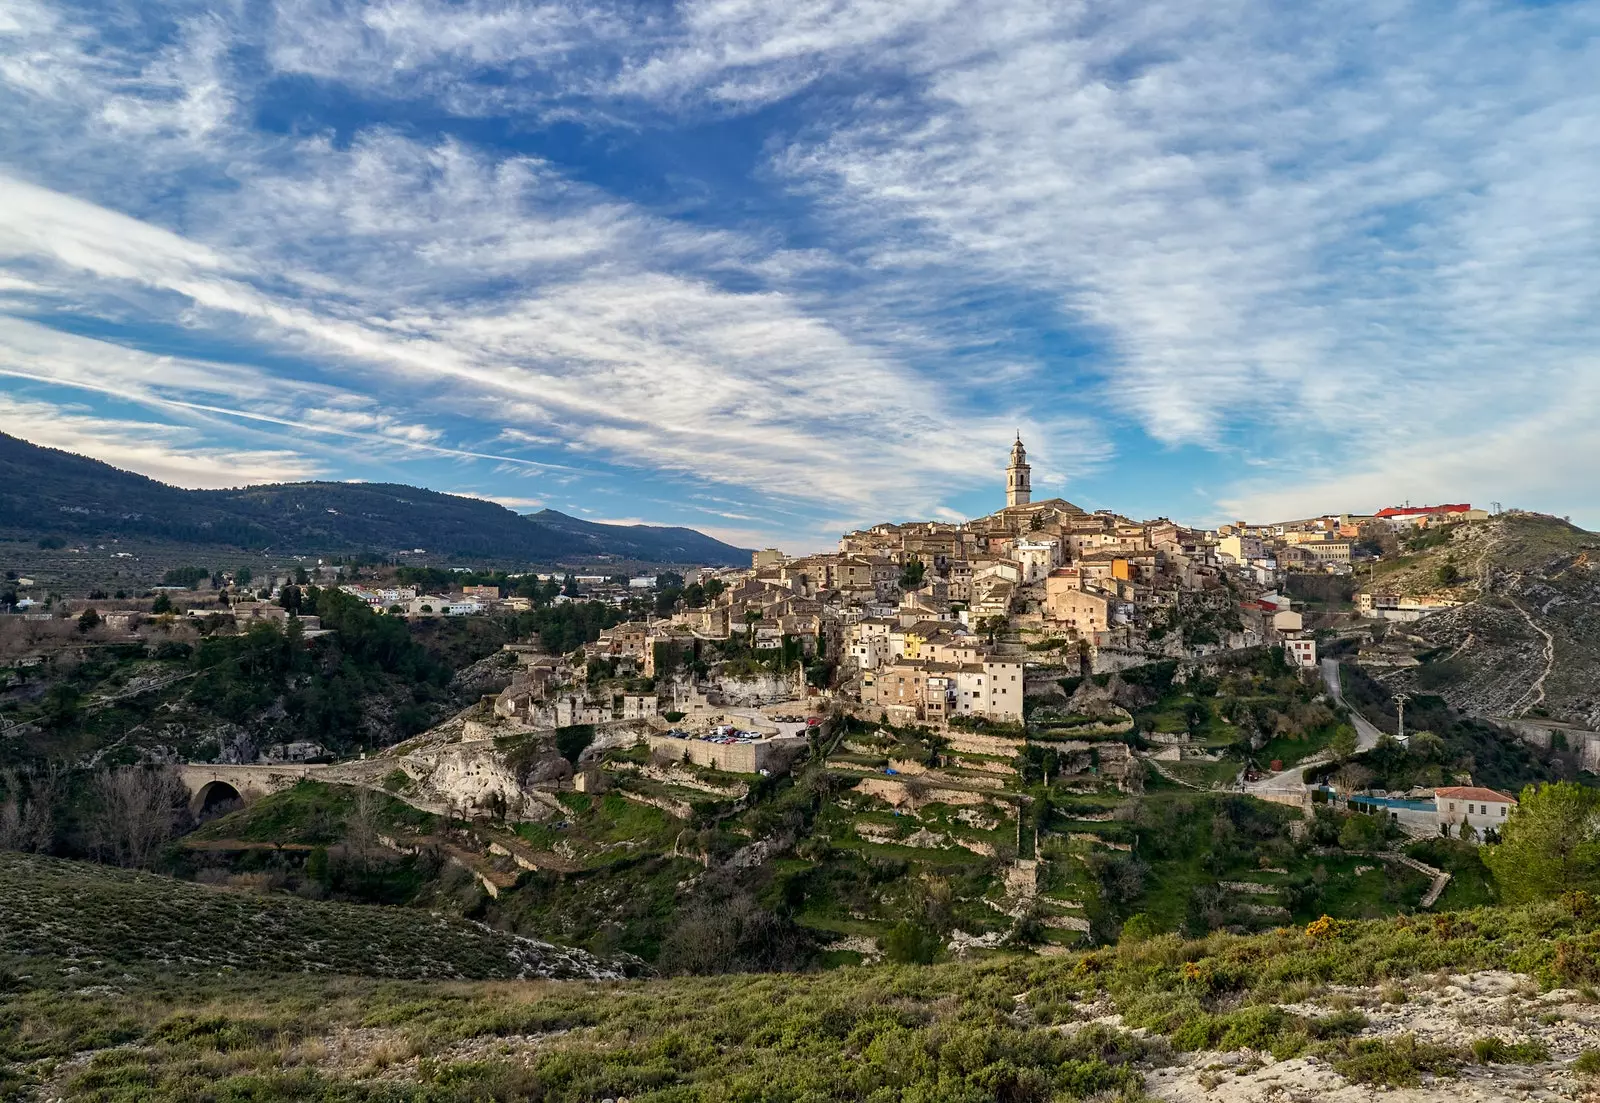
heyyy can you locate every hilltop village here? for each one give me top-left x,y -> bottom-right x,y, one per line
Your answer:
518,437 -> 1480,731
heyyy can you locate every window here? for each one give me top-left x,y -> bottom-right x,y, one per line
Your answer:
1448,802 -> 1455,812
1501,805 -> 1507,817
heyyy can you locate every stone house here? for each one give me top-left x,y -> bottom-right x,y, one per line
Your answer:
1435,786 -> 1517,840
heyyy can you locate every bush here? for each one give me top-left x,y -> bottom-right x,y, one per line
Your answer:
1307,1010 -> 1369,1039
1330,1036 -> 1460,1087
1119,914 -> 1161,943
1170,1005 -> 1289,1053
656,892 -> 813,975
1470,1036 -> 1549,1064
1573,1049 -> 1600,1077
881,921 -> 941,965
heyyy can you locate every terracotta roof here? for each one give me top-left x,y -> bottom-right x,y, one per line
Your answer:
1375,503 -> 1471,517
1435,786 -> 1517,803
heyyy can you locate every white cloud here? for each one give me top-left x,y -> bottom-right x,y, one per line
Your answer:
449,490 -> 545,511
771,0 -> 1600,449
0,122 -> 1106,519
611,0 -> 961,108
1216,361 -> 1600,526
0,393 -> 324,488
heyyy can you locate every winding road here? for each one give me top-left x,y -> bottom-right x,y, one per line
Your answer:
1322,657 -> 1384,752
1242,659 -> 1382,801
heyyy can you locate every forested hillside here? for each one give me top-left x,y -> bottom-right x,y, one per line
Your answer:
0,433 -> 747,565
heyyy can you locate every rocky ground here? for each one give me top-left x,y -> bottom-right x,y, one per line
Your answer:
1142,971 -> 1600,1101
1366,515 -> 1600,729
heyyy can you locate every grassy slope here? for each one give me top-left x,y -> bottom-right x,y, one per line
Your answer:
5,852 -> 1600,1101
0,852 -> 617,982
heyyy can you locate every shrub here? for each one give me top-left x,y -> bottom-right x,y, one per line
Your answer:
1551,936 -> 1600,986
1470,1037 -> 1549,1064
1573,1049 -> 1600,1077
1119,913 -> 1161,943
1330,1036 -> 1460,1087
881,921 -> 941,965
1307,1010 -> 1368,1039
1170,1006 -> 1289,1052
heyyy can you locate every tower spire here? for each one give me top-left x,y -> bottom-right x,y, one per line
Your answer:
1006,434 -> 1031,508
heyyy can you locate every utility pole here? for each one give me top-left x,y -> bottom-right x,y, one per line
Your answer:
1393,692 -> 1411,743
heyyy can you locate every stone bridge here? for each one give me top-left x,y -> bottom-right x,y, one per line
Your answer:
176,763 -> 316,814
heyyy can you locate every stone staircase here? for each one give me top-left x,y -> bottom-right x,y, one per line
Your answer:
1390,852 -> 1453,908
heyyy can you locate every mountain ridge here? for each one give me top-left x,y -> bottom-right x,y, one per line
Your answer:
0,432 -> 748,565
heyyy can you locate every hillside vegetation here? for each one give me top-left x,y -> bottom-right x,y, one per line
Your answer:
0,595 -> 522,770
0,851 -> 629,982
5,851 -> 1600,1101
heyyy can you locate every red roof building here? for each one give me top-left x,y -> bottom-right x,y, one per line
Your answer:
1375,504 -> 1472,518
1435,785 -> 1517,804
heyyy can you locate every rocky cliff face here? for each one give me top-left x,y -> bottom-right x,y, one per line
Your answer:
1377,515 -> 1600,728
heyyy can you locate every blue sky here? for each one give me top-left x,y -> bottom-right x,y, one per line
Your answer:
1,0 -> 1598,551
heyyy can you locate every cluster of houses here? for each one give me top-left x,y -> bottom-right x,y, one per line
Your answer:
335,583 -> 526,617
480,441 -> 1505,737
1213,503 -> 1484,579
545,438 -> 1372,732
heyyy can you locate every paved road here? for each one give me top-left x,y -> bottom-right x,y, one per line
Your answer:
1242,659 -> 1383,799
1322,657 -> 1384,751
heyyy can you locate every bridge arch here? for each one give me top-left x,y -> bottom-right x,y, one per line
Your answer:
176,764 -> 314,816
191,779 -> 243,816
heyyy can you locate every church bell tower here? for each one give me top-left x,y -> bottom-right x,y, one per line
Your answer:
1006,435 -> 1032,508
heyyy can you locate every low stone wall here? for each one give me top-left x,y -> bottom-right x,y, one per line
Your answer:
1040,914 -> 1091,933
855,775 -> 998,811
887,757 -> 931,775
615,789 -> 696,820
947,754 -> 1017,776
616,762 -> 748,799
1500,717 -> 1600,772
644,733 -> 806,773
925,770 -> 1005,790
1251,787 -> 1313,811
943,731 -> 1026,756
854,822 -> 999,857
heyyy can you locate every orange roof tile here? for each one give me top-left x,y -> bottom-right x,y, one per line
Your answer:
1435,786 -> 1517,803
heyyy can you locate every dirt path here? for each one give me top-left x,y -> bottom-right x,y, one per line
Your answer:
1507,595 -> 1555,716
1146,756 -> 1204,790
